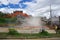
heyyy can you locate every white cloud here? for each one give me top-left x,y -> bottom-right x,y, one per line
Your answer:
23,0 -> 49,16
0,0 -> 21,5
8,0 -> 21,4
0,7 -> 23,13
23,0 -> 60,18
0,0 -> 9,5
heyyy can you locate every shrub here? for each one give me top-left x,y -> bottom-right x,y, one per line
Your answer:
39,30 -> 49,36
8,28 -> 20,36
57,30 -> 60,34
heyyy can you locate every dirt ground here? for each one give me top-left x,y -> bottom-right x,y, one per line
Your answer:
0,38 -> 60,40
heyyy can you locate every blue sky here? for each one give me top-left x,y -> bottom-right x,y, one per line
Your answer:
0,0 -> 60,18
0,0 -> 33,8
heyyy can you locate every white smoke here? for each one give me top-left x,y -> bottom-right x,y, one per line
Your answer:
21,16 -> 42,27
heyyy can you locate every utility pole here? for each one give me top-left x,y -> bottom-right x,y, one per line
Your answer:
50,3 -> 52,18
50,0 -> 52,26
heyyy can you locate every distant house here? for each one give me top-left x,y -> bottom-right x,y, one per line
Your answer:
11,11 -> 29,18
41,17 -> 47,22
41,17 -> 48,26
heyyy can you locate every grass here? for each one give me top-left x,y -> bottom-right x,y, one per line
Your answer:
0,29 -> 60,38
0,32 -> 60,38
0,32 -> 8,38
